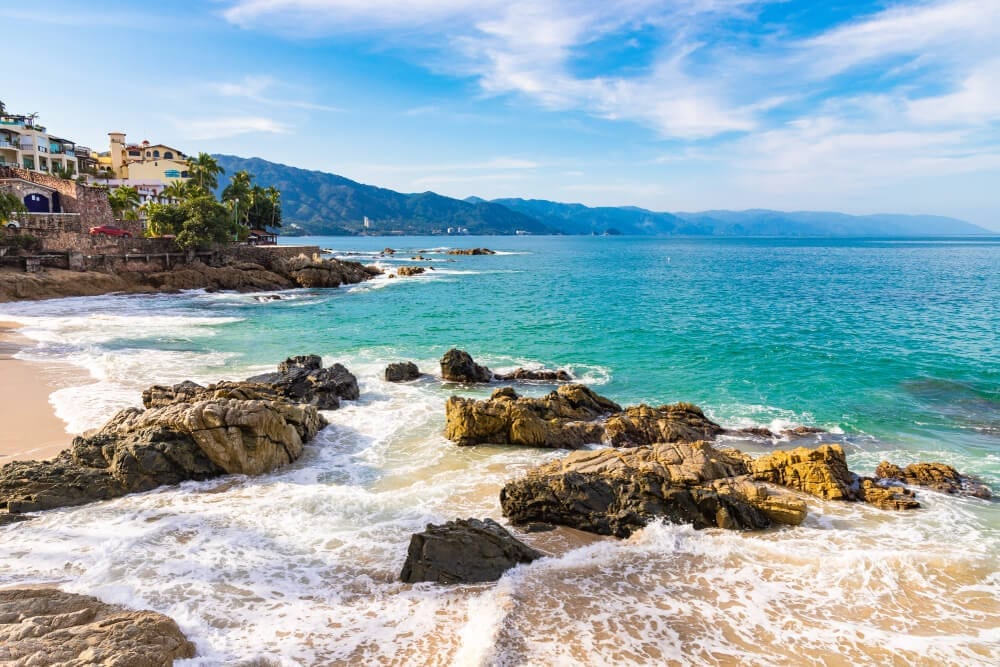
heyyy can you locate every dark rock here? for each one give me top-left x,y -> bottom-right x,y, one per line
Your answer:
382,247 -> 396,255
782,425 -> 826,437
523,522 -> 556,533
246,355 -> 359,409
440,348 -> 493,383
275,255 -> 373,288
500,441 -> 807,537
875,461 -> 992,499
399,518 -> 543,584
0,588 -> 196,664
385,361 -> 421,382
495,368 -> 573,382
604,403 -> 724,447
446,248 -> 496,255
445,384 -> 620,448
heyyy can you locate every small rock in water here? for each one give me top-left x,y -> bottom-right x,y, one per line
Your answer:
495,368 -> 573,382
385,361 -> 421,382
400,518 -> 543,584
440,348 -> 493,383
875,461 -> 992,498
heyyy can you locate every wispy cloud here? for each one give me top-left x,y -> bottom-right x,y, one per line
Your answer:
208,75 -> 343,112
179,116 -> 291,140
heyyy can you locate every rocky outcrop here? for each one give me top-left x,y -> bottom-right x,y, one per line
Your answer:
445,385 -> 621,448
385,361 -> 421,382
399,518 -> 543,584
495,368 -> 573,382
274,254 -> 378,288
500,441 -> 807,537
0,255 -> 378,303
446,248 -> 495,255
0,588 -> 196,666
440,348 -> 493,383
749,445 -> 920,509
604,403 -> 724,447
396,266 -> 425,277
875,461 -> 992,498
0,357 -> 340,517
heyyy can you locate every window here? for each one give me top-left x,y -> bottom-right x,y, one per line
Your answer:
153,150 -> 160,158
128,150 -> 140,157
164,151 -> 173,159
164,169 -> 180,178
181,171 -> 189,178
145,151 -> 151,158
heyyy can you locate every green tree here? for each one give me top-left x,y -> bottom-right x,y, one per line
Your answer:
1,190 -> 27,225
186,153 -> 224,192
221,169 -> 253,225
145,202 -> 188,237
161,181 -> 189,203
246,184 -> 282,230
175,195 -> 236,249
108,186 -> 140,220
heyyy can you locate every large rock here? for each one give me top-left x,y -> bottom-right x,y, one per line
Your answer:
275,254 -> 376,288
396,266 -> 425,277
440,348 -> 493,383
875,461 -> 992,499
399,518 -> 543,584
0,397 -> 325,515
445,385 -> 621,448
500,441 -> 807,537
604,403 -> 724,447
245,354 -> 359,409
495,368 -> 573,382
750,445 -> 920,510
0,588 -> 196,666
385,361 -> 421,382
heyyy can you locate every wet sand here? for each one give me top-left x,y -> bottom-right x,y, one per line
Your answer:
0,321 -> 76,462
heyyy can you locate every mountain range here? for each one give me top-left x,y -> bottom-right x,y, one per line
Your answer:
213,155 -> 990,237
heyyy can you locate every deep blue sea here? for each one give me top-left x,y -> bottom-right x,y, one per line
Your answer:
1,235 -> 997,665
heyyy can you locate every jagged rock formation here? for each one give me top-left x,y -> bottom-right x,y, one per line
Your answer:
0,588 -> 196,666
0,357 -> 342,517
445,385 -> 621,448
385,361 -> 422,382
604,403 -> 724,447
495,368 -> 573,382
399,518 -> 543,584
875,461 -> 992,498
274,254 -> 379,288
749,445 -> 920,510
396,266 -> 425,277
440,348 -> 493,383
446,248 -> 496,255
500,441 -> 807,536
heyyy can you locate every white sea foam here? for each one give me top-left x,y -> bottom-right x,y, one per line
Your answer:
0,297 -> 997,665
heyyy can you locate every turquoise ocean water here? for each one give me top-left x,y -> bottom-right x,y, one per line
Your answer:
0,235 -> 997,665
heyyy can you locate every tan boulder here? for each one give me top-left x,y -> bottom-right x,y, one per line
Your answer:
604,403 -> 724,447
0,588 -> 195,666
749,444 -> 858,501
875,461 -> 992,498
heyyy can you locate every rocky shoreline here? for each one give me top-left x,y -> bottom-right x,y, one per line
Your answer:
1,347 -> 994,659
0,253 -> 379,303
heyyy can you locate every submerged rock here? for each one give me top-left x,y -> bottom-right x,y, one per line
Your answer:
399,518 -> 543,584
604,403 -> 725,447
385,361 -> 422,382
440,348 -> 493,383
875,461 -> 992,499
445,385 -> 621,448
500,441 -> 807,537
495,368 -> 573,382
0,588 -> 196,665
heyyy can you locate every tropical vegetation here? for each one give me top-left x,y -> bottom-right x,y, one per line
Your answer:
1,190 -> 27,224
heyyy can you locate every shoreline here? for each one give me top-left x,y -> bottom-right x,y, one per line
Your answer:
0,321 -> 78,462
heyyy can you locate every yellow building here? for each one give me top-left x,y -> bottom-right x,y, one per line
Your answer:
106,132 -> 190,182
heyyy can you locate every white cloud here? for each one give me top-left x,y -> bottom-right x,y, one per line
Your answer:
180,116 -> 291,140
209,75 -> 343,112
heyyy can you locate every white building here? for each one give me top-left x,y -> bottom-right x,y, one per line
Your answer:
0,113 -> 87,176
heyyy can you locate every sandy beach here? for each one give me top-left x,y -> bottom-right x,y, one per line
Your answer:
0,321 -> 76,462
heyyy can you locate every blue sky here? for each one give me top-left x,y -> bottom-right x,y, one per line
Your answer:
3,0 -> 999,228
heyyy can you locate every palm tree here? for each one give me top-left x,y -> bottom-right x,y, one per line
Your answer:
108,186 -> 141,220
186,152 -> 224,192
161,181 -> 189,204
0,100 -> 6,116
265,185 -> 282,229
